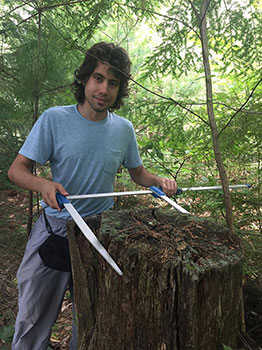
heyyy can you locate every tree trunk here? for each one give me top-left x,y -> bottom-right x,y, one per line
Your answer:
198,0 -> 234,233
67,209 -> 244,350
27,9 -> 41,235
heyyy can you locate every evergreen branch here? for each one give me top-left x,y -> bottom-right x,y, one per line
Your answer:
0,138 -> 19,152
39,84 -> 73,96
144,149 -> 190,183
0,2 -> 33,19
128,76 -> 210,125
0,66 -> 22,83
170,99 -> 262,116
144,149 -> 177,181
214,103 -> 262,116
174,156 -> 190,180
118,17 -> 141,47
114,2 -> 200,38
218,75 -> 262,136
38,0 -> 94,12
0,0 -> 96,34
187,0 -> 200,21
0,12 -> 38,34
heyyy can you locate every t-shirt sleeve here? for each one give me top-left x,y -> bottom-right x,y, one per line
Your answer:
122,123 -> 143,169
19,110 -> 54,165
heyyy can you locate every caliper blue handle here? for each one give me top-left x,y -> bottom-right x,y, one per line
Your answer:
150,186 -> 182,198
56,193 -> 70,209
150,186 -> 165,198
176,188 -> 183,195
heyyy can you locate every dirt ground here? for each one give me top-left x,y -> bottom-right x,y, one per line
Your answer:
0,189 -> 262,349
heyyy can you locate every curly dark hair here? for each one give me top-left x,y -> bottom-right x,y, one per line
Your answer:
73,42 -> 131,111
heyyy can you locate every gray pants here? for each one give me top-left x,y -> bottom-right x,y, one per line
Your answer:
12,213 -> 77,350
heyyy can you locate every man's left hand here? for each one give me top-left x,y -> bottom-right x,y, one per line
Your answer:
156,178 -> 178,197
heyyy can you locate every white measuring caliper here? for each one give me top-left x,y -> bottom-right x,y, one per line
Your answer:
56,193 -> 124,276
67,184 -> 251,201
57,184 -> 251,275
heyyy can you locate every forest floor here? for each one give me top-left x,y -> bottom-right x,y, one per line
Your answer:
0,189 -> 262,350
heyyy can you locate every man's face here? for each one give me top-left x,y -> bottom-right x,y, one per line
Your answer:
83,62 -> 120,116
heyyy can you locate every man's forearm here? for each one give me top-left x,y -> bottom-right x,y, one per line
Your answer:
8,158 -> 48,193
128,166 -> 159,187
128,165 -> 177,197
8,154 -> 68,210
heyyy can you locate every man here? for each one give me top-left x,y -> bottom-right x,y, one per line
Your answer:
8,42 -> 177,350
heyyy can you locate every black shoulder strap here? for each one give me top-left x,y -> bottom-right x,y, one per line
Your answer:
43,210 -> 54,235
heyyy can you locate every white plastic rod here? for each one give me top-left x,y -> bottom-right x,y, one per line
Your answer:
67,190 -> 151,200
180,184 -> 251,192
67,184 -> 251,200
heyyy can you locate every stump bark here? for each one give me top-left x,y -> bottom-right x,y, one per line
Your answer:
67,209 -> 244,350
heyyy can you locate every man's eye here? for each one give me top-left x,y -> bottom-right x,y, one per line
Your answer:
110,81 -> 119,87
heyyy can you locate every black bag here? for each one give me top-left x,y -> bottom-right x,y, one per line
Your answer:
38,211 -> 71,272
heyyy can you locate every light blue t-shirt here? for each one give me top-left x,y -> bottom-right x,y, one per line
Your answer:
19,104 -> 142,219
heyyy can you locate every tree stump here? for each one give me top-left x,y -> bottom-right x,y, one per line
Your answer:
67,209 -> 244,350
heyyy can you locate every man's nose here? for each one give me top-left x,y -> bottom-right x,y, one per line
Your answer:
99,81 -> 109,95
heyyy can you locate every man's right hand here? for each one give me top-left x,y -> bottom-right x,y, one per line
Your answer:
39,181 -> 69,211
